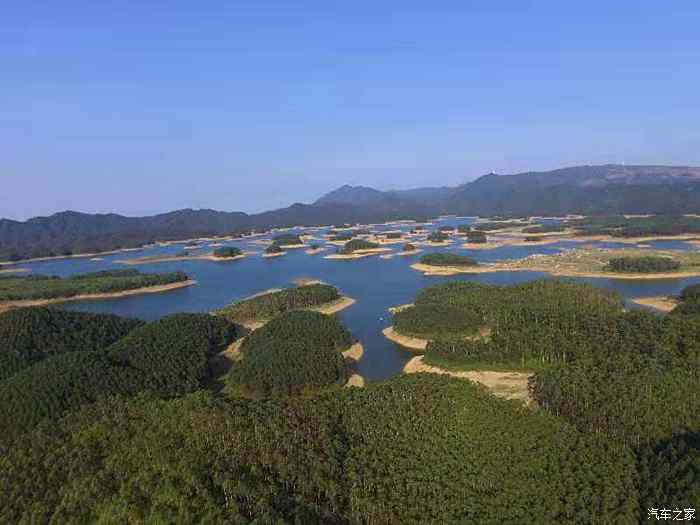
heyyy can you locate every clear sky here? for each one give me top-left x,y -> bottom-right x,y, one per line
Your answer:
3,1 -> 700,220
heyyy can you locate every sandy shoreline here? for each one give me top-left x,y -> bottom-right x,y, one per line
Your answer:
312,296 -> 356,314
382,326 -> 429,350
403,356 -> 532,403
262,251 -> 287,258
342,342 -> 364,362
410,262 -> 497,276
0,268 -> 30,275
0,279 -> 197,314
630,296 -> 679,312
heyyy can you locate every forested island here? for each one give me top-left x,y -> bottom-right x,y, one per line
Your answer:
215,283 -> 354,327
0,269 -> 193,311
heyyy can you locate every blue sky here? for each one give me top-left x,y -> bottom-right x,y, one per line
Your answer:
3,1 -> 700,220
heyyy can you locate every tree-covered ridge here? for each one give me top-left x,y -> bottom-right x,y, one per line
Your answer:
0,313 -> 239,444
394,280 -> 623,367
605,255 -> 681,273
212,246 -> 242,258
338,239 -> 379,254
0,307 -> 143,381
0,269 -> 189,301
419,253 -> 478,267
0,375 -> 639,524
227,310 -> 351,396
215,284 -> 341,323
530,351 -> 699,448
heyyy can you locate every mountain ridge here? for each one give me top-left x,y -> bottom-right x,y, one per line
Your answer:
3,164 -> 700,262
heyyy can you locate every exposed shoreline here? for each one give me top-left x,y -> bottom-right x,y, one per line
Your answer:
630,296 -> 679,312
382,326 -> 428,350
403,356 -> 532,403
0,268 -> 30,275
0,279 -> 197,314
262,251 -> 287,258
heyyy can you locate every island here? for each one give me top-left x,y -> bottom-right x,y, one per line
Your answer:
263,244 -> 287,258
0,269 -> 195,313
324,239 -> 392,259
214,283 -> 355,329
117,246 -> 247,265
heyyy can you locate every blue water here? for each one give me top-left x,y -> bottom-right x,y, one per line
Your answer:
9,219 -> 700,381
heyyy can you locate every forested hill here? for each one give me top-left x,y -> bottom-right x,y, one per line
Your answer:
4,164 -> 700,261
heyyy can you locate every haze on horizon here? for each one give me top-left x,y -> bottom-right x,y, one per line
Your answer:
3,1 -> 700,221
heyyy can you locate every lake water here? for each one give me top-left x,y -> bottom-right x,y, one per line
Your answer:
11,218 -> 700,381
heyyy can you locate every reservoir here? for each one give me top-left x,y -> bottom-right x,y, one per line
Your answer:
11,218 -> 699,381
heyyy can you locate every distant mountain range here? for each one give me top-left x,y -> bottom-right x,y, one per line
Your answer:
3,164 -> 700,262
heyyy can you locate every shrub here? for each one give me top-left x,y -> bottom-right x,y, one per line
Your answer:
402,243 -> 417,252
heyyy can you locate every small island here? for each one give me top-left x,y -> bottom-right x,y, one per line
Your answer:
263,243 -> 287,258
0,269 -> 195,312
423,231 -> 453,246
270,233 -> 306,249
411,253 -> 482,275
215,283 -> 355,328
324,239 -> 392,259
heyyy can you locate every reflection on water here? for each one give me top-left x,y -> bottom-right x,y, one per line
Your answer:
9,219 -> 700,381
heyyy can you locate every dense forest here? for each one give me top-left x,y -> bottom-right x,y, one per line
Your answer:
0,375 -> 639,524
605,255 -> 681,273
0,313 -> 239,445
0,307 -> 143,381
0,269 -> 189,301
419,253 -> 478,267
394,280 -> 624,367
216,284 -> 341,323
227,310 -> 351,397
